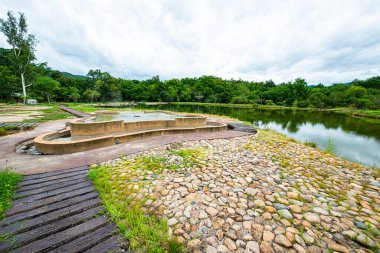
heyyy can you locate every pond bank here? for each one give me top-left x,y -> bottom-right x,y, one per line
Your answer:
93,129 -> 380,252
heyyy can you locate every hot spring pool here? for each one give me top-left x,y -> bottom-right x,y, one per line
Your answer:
86,112 -> 183,123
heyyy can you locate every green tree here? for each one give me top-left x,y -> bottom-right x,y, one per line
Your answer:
68,87 -> 81,103
32,76 -> 59,104
0,66 -> 19,101
0,11 -> 38,103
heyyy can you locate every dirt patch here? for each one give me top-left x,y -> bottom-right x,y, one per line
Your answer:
0,104 -> 50,122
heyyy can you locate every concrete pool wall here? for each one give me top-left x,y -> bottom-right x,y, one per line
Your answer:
33,112 -> 227,154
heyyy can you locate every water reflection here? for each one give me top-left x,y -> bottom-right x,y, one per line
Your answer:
127,104 -> 380,167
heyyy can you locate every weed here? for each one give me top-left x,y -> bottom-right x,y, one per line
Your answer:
304,141 -> 317,148
0,168 -> 22,220
325,137 -> 338,155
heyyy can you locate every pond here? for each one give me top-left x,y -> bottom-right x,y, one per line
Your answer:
125,104 -> 380,167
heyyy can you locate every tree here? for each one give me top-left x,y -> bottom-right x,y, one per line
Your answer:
68,87 -> 81,103
0,66 -> 19,101
0,11 -> 38,103
32,76 -> 59,104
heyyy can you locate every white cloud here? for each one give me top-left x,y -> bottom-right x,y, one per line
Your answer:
0,0 -> 379,84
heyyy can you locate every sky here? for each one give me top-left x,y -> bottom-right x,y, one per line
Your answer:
0,0 -> 380,85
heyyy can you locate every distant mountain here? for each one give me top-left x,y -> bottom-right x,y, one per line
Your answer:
61,72 -> 88,80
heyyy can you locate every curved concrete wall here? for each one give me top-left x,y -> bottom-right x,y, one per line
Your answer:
70,120 -> 124,137
34,122 -> 227,155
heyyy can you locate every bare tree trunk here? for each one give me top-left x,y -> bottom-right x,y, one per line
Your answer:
21,72 -> 26,104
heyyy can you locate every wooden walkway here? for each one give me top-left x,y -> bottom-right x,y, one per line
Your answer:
59,105 -> 91,118
0,166 -> 128,253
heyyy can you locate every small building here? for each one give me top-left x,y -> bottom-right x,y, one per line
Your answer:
26,99 -> 38,105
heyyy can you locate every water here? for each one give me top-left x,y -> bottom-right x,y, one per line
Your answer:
87,112 -> 183,122
125,104 -> 380,167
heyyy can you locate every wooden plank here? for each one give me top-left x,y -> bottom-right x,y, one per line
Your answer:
10,216 -> 110,253
13,181 -> 93,205
18,173 -> 87,192
6,186 -> 95,217
48,223 -> 117,253
22,166 -> 88,181
0,196 -> 100,235
15,177 -> 88,198
0,206 -> 103,252
19,170 -> 89,187
84,234 -> 127,253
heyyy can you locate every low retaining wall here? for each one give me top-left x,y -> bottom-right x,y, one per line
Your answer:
34,122 -> 227,155
70,120 -> 124,137
71,116 -> 207,136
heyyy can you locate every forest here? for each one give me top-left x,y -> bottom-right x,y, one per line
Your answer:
1,46 -> 379,110
0,11 -> 379,110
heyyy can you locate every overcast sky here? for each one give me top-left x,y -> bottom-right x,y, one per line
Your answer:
0,0 -> 379,84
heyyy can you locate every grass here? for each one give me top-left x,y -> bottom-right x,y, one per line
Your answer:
171,148 -> 205,168
304,141 -> 317,148
325,137 -> 338,155
88,156 -> 184,253
23,104 -> 72,122
0,126 -> 20,136
0,169 -> 22,220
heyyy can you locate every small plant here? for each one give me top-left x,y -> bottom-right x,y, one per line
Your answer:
325,137 -> 338,155
0,168 -> 22,220
304,141 -> 317,148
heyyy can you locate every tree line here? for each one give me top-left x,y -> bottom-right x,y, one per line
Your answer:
0,11 -> 379,109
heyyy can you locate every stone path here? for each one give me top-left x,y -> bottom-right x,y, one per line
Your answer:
0,166 -> 128,252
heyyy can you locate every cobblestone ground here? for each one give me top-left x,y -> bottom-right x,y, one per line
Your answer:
98,130 -> 380,252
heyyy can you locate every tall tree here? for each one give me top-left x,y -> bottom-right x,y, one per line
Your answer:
0,11 -> 38,103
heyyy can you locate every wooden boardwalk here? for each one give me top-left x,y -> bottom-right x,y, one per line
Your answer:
0,166 -> 128,253
59,105 -> 91,118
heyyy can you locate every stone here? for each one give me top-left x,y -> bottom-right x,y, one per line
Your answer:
224,237 -> 237,251
303,212 -> 320,223
274,234 -> 292,247
354,221 -> 367,230
312,207 -> 329,215
206,206 -> 219,216
263,230 -> 275,241
328,243 -> 349,253
302,233 -> 314,245
260,241 -> 274,253
254,199 -> 266,208
274,203 -> 288,210
293,243 -> 306,253
167,217 -> 178,226
245,241 -> 260,253
187,239 -> 201,250
217,245 -> 230,253
205,245 -> 218,253
173,178 -> 183,183
289,205 -> 302,213
356,234 -> 376,248
278,209 -> 293,219
287,192 -> 299,199
245,188 -> 257,196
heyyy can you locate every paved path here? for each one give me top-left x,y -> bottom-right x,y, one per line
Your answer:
0,119 -> 252,175
0,166 -> 128,253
